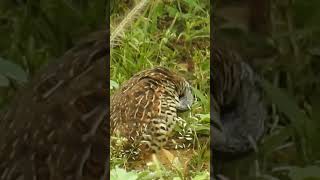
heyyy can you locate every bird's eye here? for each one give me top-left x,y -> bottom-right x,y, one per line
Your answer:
179,92 -> 185,98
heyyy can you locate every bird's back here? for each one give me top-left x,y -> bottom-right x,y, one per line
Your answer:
111,67 -> 193,157
212,44 -> 266,153
0,31 -> 109,180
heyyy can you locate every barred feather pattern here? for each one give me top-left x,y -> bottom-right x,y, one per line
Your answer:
111,67 -> 193,157
0,31 -> 109,180
212,45 -> 267,153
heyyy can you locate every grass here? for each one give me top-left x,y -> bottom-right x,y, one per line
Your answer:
215,1 -> 320,179
0,0 -> 106,109
5,0 -> 319,179
110,0 -> 210,179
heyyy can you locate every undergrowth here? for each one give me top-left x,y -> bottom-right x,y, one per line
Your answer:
0,0 -> 106,109
215,0 -> 320,179
110,0 -> 210,179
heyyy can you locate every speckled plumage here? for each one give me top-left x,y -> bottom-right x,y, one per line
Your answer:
0,31 -> 109,180
111,67 -> 193,157
212,44 -> 267,153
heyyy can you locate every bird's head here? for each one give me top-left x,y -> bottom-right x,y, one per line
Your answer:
176,80 -> 194,112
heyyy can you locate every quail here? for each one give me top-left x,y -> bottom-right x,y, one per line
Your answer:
211,43 -> 267,153
0,0 -> 150,178
0,31 -> 109,180
110,67 -> 194,159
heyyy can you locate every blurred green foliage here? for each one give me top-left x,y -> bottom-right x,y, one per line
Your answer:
216,0 -> 320,179
0,0 -> 106,109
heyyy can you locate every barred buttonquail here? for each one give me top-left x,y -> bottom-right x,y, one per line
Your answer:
212,44 -> 267,153
111,67 -> 193,158
0,31 -> 108,180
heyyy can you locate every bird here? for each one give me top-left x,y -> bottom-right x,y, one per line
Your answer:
0,0 -> 154,178
211,43 -> 267,154
110,67 -> 194,159
0,31 -> 109,180
0,0 -> 155,179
